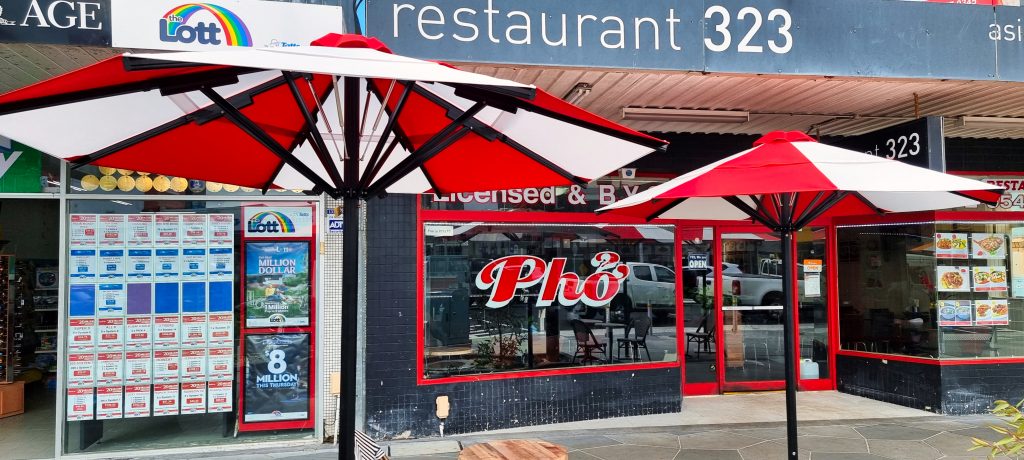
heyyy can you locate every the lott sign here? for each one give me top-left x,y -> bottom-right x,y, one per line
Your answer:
475,251 -> 629,308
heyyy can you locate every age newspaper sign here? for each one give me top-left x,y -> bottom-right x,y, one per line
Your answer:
111,0 -> 343,51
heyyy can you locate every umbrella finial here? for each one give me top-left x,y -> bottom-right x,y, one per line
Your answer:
754,130 -> 816,146
310,33 -> 392,53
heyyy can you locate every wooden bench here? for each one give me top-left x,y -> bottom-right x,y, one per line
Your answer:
459,439 -> 567,460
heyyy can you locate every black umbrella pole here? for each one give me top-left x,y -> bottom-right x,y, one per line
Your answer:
781,229 -> 799,460
340,196 -> 359,460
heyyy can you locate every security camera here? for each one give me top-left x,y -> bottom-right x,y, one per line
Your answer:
620,168 -> 637,179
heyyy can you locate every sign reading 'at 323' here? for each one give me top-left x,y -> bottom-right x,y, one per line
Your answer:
368,0 -> 1024,82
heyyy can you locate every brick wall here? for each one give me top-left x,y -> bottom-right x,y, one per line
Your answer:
363,195 -> 682,439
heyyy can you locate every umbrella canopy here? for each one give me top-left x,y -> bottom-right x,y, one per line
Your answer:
597,130 -> 1001,460
0,33 -> 667,459
601,130 -> 1001,225
0,34 -> 663,197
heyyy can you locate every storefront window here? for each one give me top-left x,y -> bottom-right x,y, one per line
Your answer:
63,200 -> 318,455
422,223 -> 678,379
838,221 -> 1024,359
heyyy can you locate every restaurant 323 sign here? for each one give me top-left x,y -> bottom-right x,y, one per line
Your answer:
474,251 -> 630,308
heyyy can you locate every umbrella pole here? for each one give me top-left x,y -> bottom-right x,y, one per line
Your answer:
340,195 -> 359,459
780,212 -> 799,459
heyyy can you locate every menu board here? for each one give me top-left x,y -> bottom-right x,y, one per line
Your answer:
1012,228 -> 1024,298
935,233 -> 969,259
937,266 -> 971,292
972,233 -> 1007,259
245,242 -> 311,327
976,299 -> 1010,326
972,266 -> 1008,292
66,213 -> 236,422
937,300 -> 973,327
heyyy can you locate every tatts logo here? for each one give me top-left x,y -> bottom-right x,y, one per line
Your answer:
475,251 -> 630,308
160,3 -> 252,46
247,211 -> 295,234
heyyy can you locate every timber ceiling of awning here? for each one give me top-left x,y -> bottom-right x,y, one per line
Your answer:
2,43 -> 1024,140
462,63 -> 1024,140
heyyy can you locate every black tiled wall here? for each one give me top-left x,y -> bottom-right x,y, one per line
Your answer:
363,195 -> 682,439
836,355 -> 942,412
837,355 -> 1024,415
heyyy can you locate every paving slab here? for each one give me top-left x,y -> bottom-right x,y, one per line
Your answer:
736,441 -> 811,460
809,454 -> 890,460
604,432 -> 681,448
798,425 -> 864,439
794,435 -> 869,453
922,432 -> 985,457
576,444 -> 678,460
540,434 -> 622,450
675,449 -> 743,460
865,439 -> 942,460
389,440 -> 461,456
949,425 -> 1004,442
676,431 -> 763,450
854,424 -> 941,440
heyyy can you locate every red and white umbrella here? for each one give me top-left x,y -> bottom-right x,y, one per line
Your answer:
0,34 -> 663,196
0,33 -> 666,458
598,130 -> 1001,460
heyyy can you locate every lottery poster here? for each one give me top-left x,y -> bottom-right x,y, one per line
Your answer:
155,249 -> 180,280
180,314 -> 208,348
208,313 -> 233,346
208,247 -> 233,281
180,348 -> 207,382
97,317 -> 125,348
98,214 -> 126,246
153,349 -> 180,383
207,380 -> 233,413
96,386 -> 124,420
208,214 -> 234,247
153,383 -> 180,416
181,214 -> 207,247
67,353 -> 96,388
97,283 -> 126,316
98,250 -> 126,281
96,351 -> 124,386
67,318 -> 96,351
69,249 -> 97,280
125,350 -> 152,384
181,248 -> 207,281
66,387 -> 95,421
243,333 -> 310,422
125,316 -> 152,349
155,214 -> 181,247
180,382 -> 207,414
70,214 -> 97,248
207,347 -> 233,380
126,214 -> 155,246
245,242 -> 310,327
124,385 -> 152,418
127,249 -> 154,281
153,316 -> 180,349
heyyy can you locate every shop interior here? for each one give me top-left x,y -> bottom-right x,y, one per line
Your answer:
0,198 -> 60,460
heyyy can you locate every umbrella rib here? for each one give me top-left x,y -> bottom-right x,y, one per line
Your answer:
359,81 -> 415,190
643,197 -> 687,222
70,75 -> 293,168
793,191 -> 849,229
850,191 -> 886,215
363,137 -> 402,191
262,159 -> 288,195
419,166 -> 444,196
500,135 -> 588,186
282,71 -> 345,190
724,196 -> 780,229
199,86 -> 338,198
367,101 -> 486,196
792,191 -> 826,227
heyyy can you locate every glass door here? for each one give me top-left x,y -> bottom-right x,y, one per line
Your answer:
680,227 -> 718,395
719,226 -> 787,390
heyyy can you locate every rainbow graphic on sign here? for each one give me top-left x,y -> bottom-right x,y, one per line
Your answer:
163,3 -> 253,47
248,211 -> 295,233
